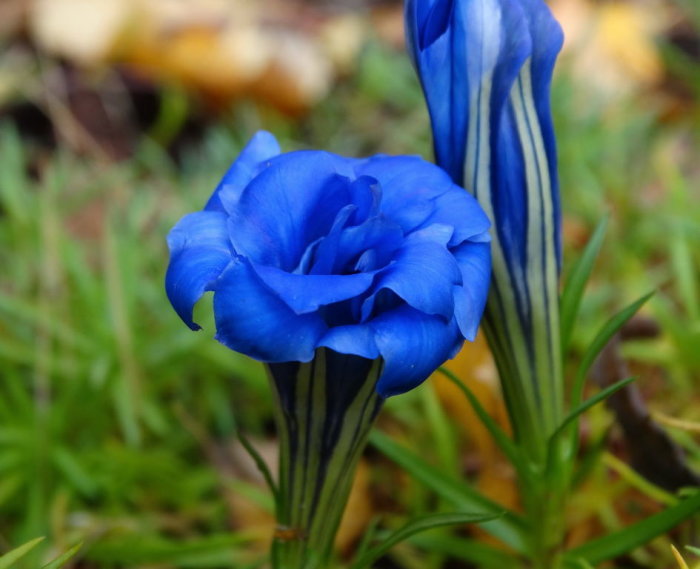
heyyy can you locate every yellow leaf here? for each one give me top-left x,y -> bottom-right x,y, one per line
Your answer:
671,544 -> 690,569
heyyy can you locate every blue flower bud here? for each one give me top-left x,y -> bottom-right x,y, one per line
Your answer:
406,0 -> 565,446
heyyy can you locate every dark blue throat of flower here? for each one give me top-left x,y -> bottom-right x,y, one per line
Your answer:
267,349 -> 384,567
282,176 -> 405,328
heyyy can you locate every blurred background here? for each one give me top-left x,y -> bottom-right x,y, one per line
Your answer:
0,0 -> 699,567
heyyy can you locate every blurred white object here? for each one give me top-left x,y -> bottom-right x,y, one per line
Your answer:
29,0 -> 369,112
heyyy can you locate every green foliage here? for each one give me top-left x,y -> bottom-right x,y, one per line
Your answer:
571,292 -> 655,408
564,491 -> 700,566
349,512 -> 501,569
369,431 -> 526,552
437,368 -> 526,478
560,217 -> 608,354
0,538 -> 81,569
0,124 -> 268,566
0,538 -> 45,569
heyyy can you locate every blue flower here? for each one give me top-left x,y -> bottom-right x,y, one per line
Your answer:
405,0 -> 565,442
165,131 -> 491,397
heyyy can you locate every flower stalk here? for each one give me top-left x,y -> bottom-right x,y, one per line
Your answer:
267,350 -> 383,569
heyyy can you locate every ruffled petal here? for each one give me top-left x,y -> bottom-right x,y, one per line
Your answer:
335,217 -> 404,274
228,152 -> 356,271
205,131 -> 281,213
452,242 -> 491,340
423,187 -> 491,246
251,264 -> 375,315
347,175 -> 382,226
364,236 -> 462,320
318,324 -> 380,359
308,205 -> 357,275
356,155 -> 454,233
213,257 -> 327,362
372,306 -> 462,397
165,211 -> 232,330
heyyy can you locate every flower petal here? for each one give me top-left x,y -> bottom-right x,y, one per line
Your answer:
347,175 -> 382,226
228,152 -> 355,271
251,264 -> 375,315
425,187 -> 491,246
307,204 -> 357,275
452,242 -> 491,340
364,237 -> 462,320
335,217 -> 404,274
165,211 -> 232,330
356,155 -> 453,232
205,130 -> 281,213
495,0 -> 564,268
318,324 -> 380,359
213,257 -> 327,362
372,306 -> 462,397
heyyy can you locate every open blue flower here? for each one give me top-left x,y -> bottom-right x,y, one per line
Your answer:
166,131 -> 491,397
405,0 -> 565,443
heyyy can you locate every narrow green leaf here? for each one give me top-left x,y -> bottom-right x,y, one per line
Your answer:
350,512 -> 500,569
228,480 -> 274,513
565,491 -> 700,565
369,431 -> 526,552
670,227 -> 699,321
236,428 -> 278,506
561,217 -> 609,353
685,545 -> 700,556
410,534 -> 516,569
566,558 -> 596,569
41,542 -> 82,569
602,453 -> 676,506
86,534 -> 254,565
352,517 -> 382,563
52,447 -> 98,498
571,292 -> 654,409
0,537 -> 45,569
437,367 -> 526,478
0,125 -> 31,223
422,381 -> 460,477
550,377 -> 636,445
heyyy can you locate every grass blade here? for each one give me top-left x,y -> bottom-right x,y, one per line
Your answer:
41,542 -> 82,569
564,491 -> 700,566
410,534 -> 516,569
571,292 -> 654,409
550,377 -> 636,444
350,512 -> 501,569
561,217 -> 608,353
369,430 -> 526,551
0,537 -> 45,569
437,367 -> 526,478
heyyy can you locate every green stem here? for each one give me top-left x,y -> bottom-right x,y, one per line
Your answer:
267,350 -> 383,569
525,479 -> 566,569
